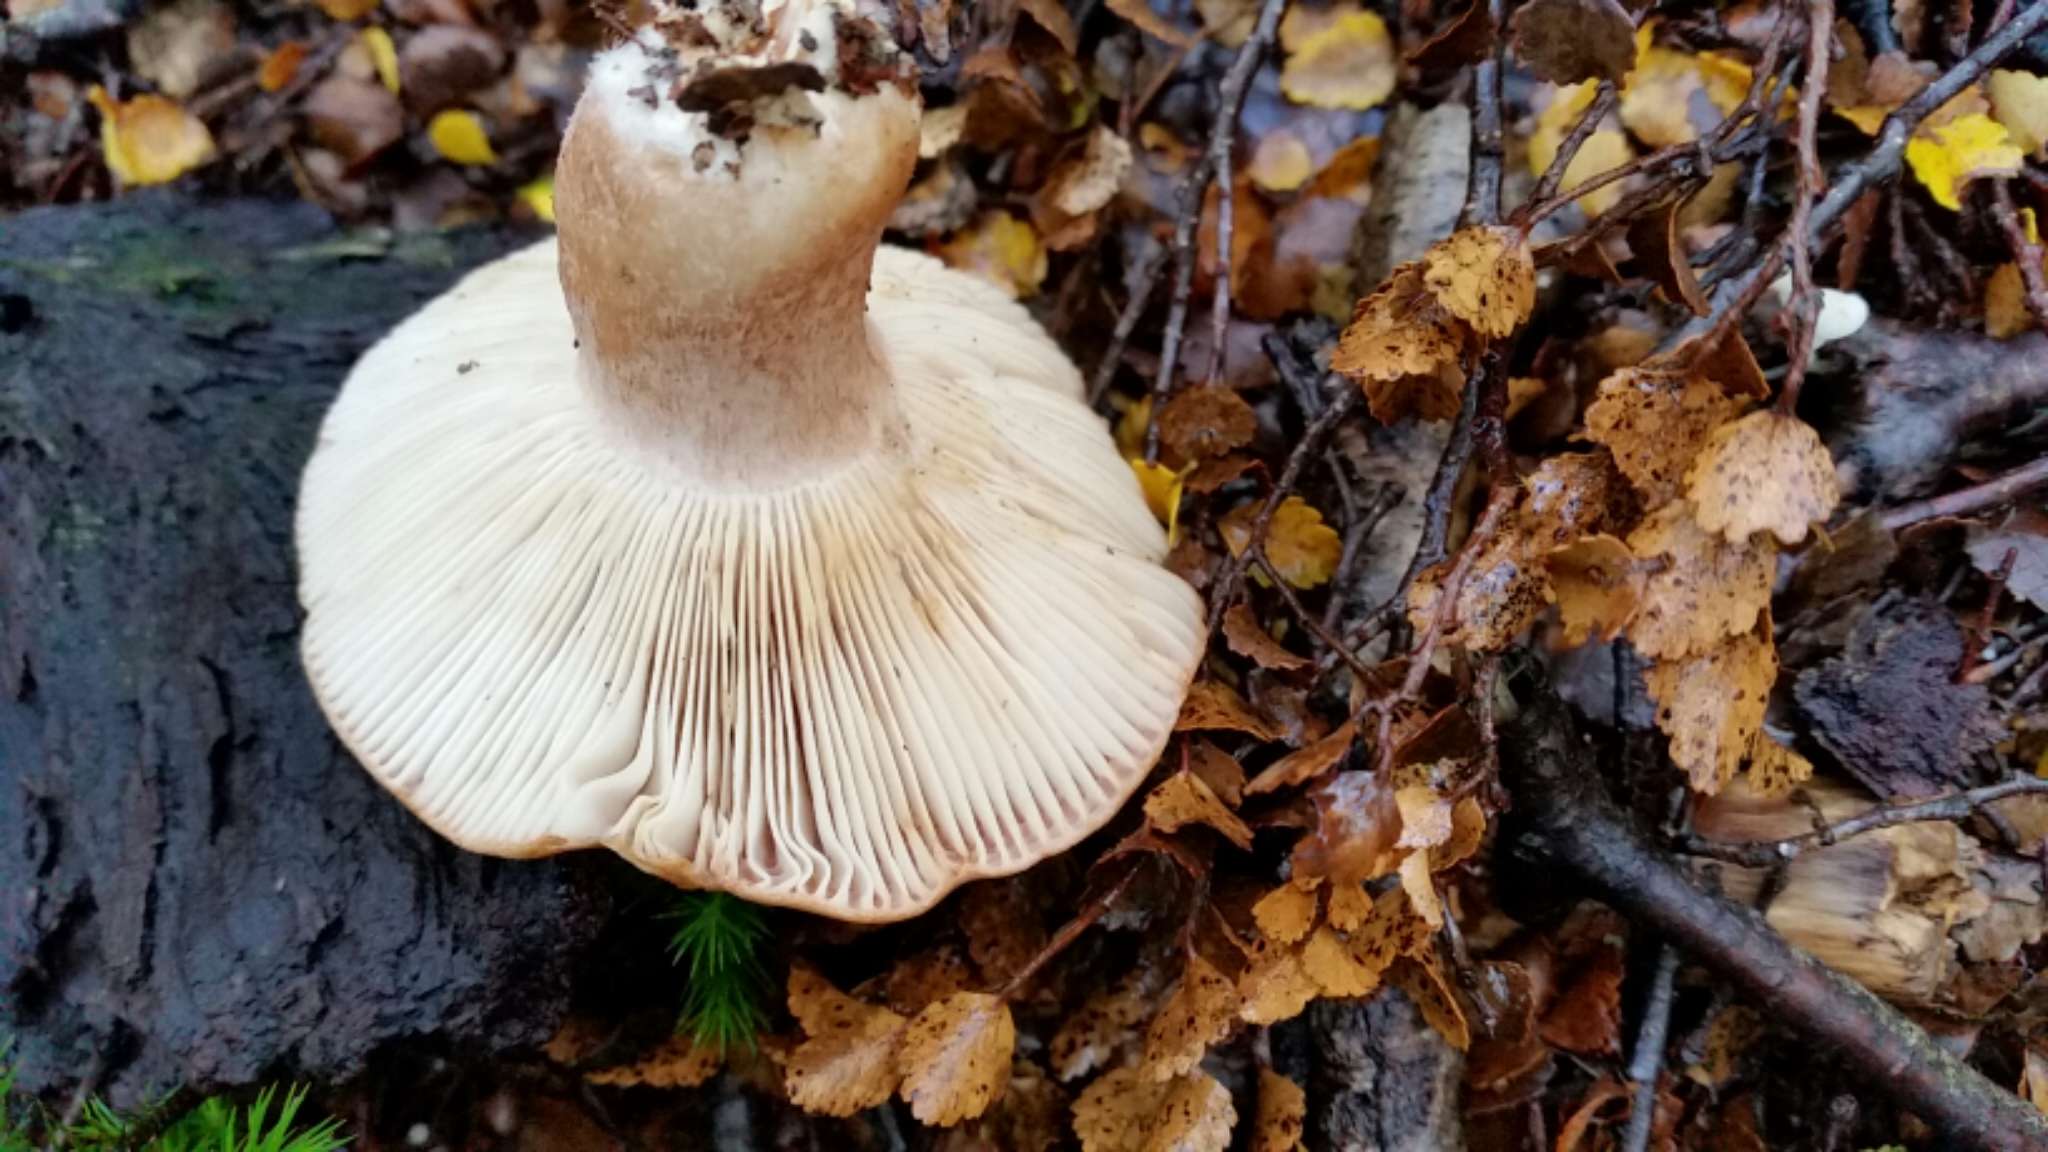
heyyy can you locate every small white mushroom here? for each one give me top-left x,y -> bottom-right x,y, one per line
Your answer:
295,0 -> 1206,921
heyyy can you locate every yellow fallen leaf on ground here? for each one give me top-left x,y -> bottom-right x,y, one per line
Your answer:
897,992 -> 1015,1126
316,0 -> 378,19
1747,731 -> 1814,796
1906,113 -> 2022,210
1583,366 -> 1741,507
1626,502 -> 1774,661
1992,69 -> 2048,156
1280,5 -> 1396,110
1645,621 -> 1777,793
938,210 -> 1049,298
1423,226 -> 1536,339
585,1034 -> 722,1088
1145,770 -> 1254,849
1130,459 -> 1186,544
1149,1071 -> 1238,1152
428,109 -> 498,166
785,966 -> 908,1116
1685,409 -> 1840,546
1141,953 -> 1241,1080
1236,941 -> 1320,1025
1332,265 -> 1468,423
88,86 -> 215,187
358,26 -> 399,93
1252,881 -> 1320,945
1529,81 -> 1634,216
1254,1069 -> 1308,1152
1546,533 -> 1642,646
1986,259 -> 2041,338
1389,955 -> 1471,1049
1073,1067 -> 1237,1152
516,171 -> 556,222
1220,497 -> 1342,589
1249,131 -> 1315,193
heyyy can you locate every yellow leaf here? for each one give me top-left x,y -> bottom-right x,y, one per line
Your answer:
1073,1067 -> 1237,1152
1422,226 -> 1536,339
585,1034 -> 722,1087
429,109 -> 499,166
357,26 -> 399,93
1906,113 -> 2022,210
1145,770 -> 1254,850
1332,264 -> 1468,423
1529,81 -> 1633,216
1992,69 -> 2048,157
1249,131 -> 1315,193
1148,1070 -> 1239,1152
896,992 -> 1015,1127
1141,953 -> 1241,1081
785,966 -> 908,1116
1645,621 -> 1777,794
1130,459 -> 1186,545
1747,730 -> 1813,797
315,0 -> 378,19
1583,365 -> 1741,507
1280,6 -> 1396,110
1220,497 -> 1342,589
517,171 -> 556,223
1252,880 -> 1320,945
1627,502 -> 1774,661
1389,955 -> 1470,1049
938,210 -> 1049,299
1986,260 -> 2037,339
1254,1069 -> 1308,1152
88,86 -> 215,187
1684,409 -> 1840,546
1235,942 -> 1321,1025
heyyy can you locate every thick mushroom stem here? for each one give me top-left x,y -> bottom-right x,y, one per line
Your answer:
554,40 -> 920,489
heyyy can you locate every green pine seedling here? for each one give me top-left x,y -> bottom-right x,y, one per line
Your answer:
663,891 -> 768,1054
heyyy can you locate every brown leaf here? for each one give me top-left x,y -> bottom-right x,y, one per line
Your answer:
1389,956 -> 1470,1050
1016,0 -> 1079,53
1253,1069 -> 1308,1152
398,24 -> 505,116
1245,721 -> 1356,795
1584,366 -> 1742,506
1685,409 -> 1841,546
1968,508 -> 2048,612
786,966 -> 909,1116
1537,941 -> 1625,1056
1160,386 -> 1259,461
1430,797 -> 1488,870
1406,530 -> 1549,651
1511,0 -> 1637,83
884,945 -> 977,1016
961,878 -> 1047,988
1546,533 -> 1643,646
1646,620 -> 1777,793
1223,603 -> 1311,672
1039,125 -> 1134,229
1236,941 -> 1321,1025
1291,769 -> 1400,884
1187,740 -> 1247,807
1348,885 -> 1434,971
1409,0 -> 1497,70
1176,680 -> 1282,741
1147,1070 -> 1239,1152
1142,953 -> 1241,1080
1073,1066 -> 1165,1152
1252,880 -> 1321,944
1521,451 -> 1636,548
258,41 -> 309,93
898,992 -> 1016,1126
1680,321 -> 1771,399
1146,770 -> 1256,850
585,1033 -> 722,1087
1627,199 -> 1709,315
1332,265 -> 1468,423
303,73 -> 404,169
1105,0 -> 1196,45
1423,226 -> 1537,339
1627,502 -> 1775,660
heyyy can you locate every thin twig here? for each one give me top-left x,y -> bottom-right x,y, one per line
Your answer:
1207,388 -> 1364,631
1620,943 -> 1681,1152
1460,0 -> 1509,228
1525,82 -> 1619,209
1880,453 -> 2048,529
1961,546 -> 2018,682
1202,0 -> 1289,387
1990,179 -> 2048,336
1678,777 -> 2048,867
1146,160 -> 1214,461
1089,243 -> 1168,408
1777,0 -> 1833,415
996,863 -> 1141,1000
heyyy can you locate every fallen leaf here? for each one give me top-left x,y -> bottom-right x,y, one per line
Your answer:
1044,125 -> 1133,218
1905,112 -> 2023,210
1547,533 -> 1643,646
1073,1066 -> 1165,1152
1142,953 -> 1241,1080
1107,0 -> 1197,46
1220,497 -> 1343,589
1147,1071 -> 1238,1152
1130,459 -> 1187,543
1628,502 -> 1775,660
359,25 -> 400,94
1236,941 -> 1321,1025
1389,956 -> 1470,1049
899,993 -> 1016,1126
87,86 -> 215,187
1684,1005 -> 1763,1090
1747,731 -> 1814,796
1521,451 -> 1636,545
1395,784 -> 1455,849
1292,769 -> 1400,885
1249,131 -> 1316,193
959,878 -> 1048,988
1620,32 -> 1751,150
1555,1079 -> 1632,1152
1254,1069 -> 1307,1152
1301,925 -> 1384,996
1160,386 -> 1258,461
1537,942 -> 1625,1056
1325,881 -> 1372,931
1406,530 -> 1550,652
1281,5 -> 1397,110
884,944 -> 976,1016
1969,508 -> 2048,612
1409,0 -> 1496,71
1016,0 -> 1078,53
786,966 -> 909,1116
1422,226 -> 1536,339
1349,886 -> 1434,971
258,41 -> 309,93
1511,0 -> 1636,83
938,210 -> 1049,298
1430,797 -> 1488,870
1686,409 -> 1841,546
428,108 -> 497,165
302,73 -> 404,169
1223,604 -> 1311,672
586,1033 -> 722,1087
1053,971 -> 1158,1081
1176,680 -> 1282,741
1646,620 -> 1777,793
1246,722 -> 1357,795
1332,265 -> 1467,422
1986,260 -> 2038,339
316,0 -> 379,19
1529,81 -> 1634,215
1583,366 -> 1742,506
1398,850 -> 1443,928
127,0 -> 236,100
1147,771 -> 1256,850
1991,69 -> 2048,156
1252,880 -> 1321,944
1627,198 -> 1709,315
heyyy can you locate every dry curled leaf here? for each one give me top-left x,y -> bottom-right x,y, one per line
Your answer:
1583,366 -> 1742,507
1160,386 -> 1259,462
1685,409 -> 1841,546
1547,533 -> 1643,646
1423,226 -> 1537,338
1220,497 -> 1342,589
1254,1069 -> 1308,1152
1627,502 -> 1774,661
1646,620 -> 1777,793
87,86 -> 215,187
1107,0 -> 1197,46
1252,880 -> 1320,944
1627,199 -> 1709,315
1293,769 -> 1400,885
1146,770 -> 1255,850
1431,798 -> 1488,871
1332,265 -> 1467,423
1176,680 -> 1281,741
586,1034 -> 722,1088
786,966 -> 909,1116
898,992 -> 1016,1127
1223,603 -> 1311,672
1280,4 -> 1397,110
1246,721 -> 1356,795
1042,125 -> 1133,220
1142,953 -> 1241,1081
1511,0 -> 1636,83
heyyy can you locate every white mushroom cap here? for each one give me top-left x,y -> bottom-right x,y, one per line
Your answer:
295,0 -> 1206,921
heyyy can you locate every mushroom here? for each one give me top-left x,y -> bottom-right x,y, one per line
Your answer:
295,0 -> 1206,921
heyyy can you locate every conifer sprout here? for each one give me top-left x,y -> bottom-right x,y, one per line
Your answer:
295,0 -> 1206,921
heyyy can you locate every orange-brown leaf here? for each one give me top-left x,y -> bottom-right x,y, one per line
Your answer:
1291,769 -> 1400,884
1627,503 -> 1774,660
1142,953 -> 1241,1080
1325,881 -> 1373,932
1547,533 -> 1643,646
1245,722 -> 1357,795
1430,797 -> 1488,870
1332,265 -> 1467,423
1423,226 -> 1537,338
1254,1068 -> 1308,1152
1252,879 -> 1321,944
1685,409 -> 1841,546
786,967 -> 908,1116
1584,367 -> 1742,507
585,1034 -> 722,1088
1236,941 -> 1321,1025
1160,386 -> 1259,462
1052,971 -> 1158,1082
1150,1070 -> 1239,1152
1389,955 -> 1470,1050
1224,603 -> 1311,672
1747,731 -> 1815,796
1146,770 -> 1255,850
1073,1066 -> 1166,1152
1301,925 -> 1384,997
1645,620 -> 1777,793
1176,680 -> 1282,741
898,992 -> 1016,1126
